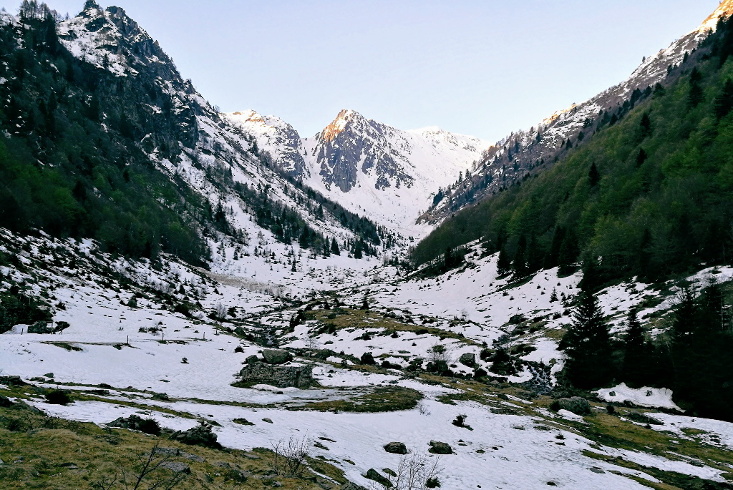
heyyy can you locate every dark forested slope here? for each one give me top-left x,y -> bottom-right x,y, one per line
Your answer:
413,17 -> 733,284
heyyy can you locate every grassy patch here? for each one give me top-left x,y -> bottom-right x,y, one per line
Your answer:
582,450 -> 731,489
0,401 -> 355,489
306,308 -> 476,343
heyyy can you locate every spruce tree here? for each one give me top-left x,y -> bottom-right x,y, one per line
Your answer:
621,309 -> 650,387
496,245 -> 511,276
588,162 -> 600,188
559,288 -> 614,389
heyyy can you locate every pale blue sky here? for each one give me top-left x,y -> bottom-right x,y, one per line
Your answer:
2,1 -> 721,141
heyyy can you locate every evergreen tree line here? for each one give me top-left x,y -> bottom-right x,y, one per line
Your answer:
560,280 -> 733,421
413,17 -> 733,284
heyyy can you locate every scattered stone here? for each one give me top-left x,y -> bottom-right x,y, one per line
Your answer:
170,422 -> 221,449
459,352 -> 476,367
428,441 -> 453,454
108,415 -> 161,435
314,441 -> 329,450
245,355 -> 260,365
160,461 -> 191,474
590,466 -> 605,474
383,442 -> 408,454
153,447 -> 204,462
262,349 -> 293,365
383,468 -> 397,477
262,418 -> 273,424
365,468 -> 392,487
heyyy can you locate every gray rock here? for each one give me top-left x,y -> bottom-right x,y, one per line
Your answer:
383,442 -> 407,454
160,461 -> 191,474
365,468 -> 392,488
428,440 -> 453,454
459,352 -> 476,367
262,349 -> 293,365
153,447 -> 204,462
245,355 -> 260,365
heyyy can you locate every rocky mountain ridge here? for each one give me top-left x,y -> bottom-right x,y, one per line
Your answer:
419,0 -> 733,224
229,107 -> 491,236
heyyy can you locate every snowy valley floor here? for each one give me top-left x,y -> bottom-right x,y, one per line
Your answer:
2,233 -> 733,489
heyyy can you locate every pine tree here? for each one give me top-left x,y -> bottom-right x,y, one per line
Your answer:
559,288 -> 614,389
621,309 -> 650,387
512,235 -> 528,278
688,68 -> 704,107
330,238 -> 340,256
588,162 -> 600,188
639,112 -> 652,138
714,78 -> 733,120
496,245 -> 511,276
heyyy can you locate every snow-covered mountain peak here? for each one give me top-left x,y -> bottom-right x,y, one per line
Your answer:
320,108 -> 365,142
224,109 -> 307,177
58,3 -> 172,78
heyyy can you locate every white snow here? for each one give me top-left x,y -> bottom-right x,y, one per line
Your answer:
597,384 -> 682,411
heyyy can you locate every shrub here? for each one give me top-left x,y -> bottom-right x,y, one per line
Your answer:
45,390 -> 72,405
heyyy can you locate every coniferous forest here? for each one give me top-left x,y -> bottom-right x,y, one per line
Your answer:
413,17 -> 733,285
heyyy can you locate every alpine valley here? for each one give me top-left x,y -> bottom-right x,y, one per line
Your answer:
1,1 -> 733,490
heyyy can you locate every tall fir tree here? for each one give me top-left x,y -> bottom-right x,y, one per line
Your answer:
559,288 -> 614,389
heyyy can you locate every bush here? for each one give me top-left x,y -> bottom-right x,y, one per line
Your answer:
44,390 -> 72,405
360,352 -> 376,365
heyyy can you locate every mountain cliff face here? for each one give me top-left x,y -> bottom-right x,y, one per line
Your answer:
419,0 -> 733,224
233,108 -> 490,236
0,1 -> 389,268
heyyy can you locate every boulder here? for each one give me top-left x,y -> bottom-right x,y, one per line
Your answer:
245,355 -> 260,365
383,442 -> 408,454
365,468 -> 392,488
160,462 -> 190,474
428,440 -> 453,454
459,352 -> 476,367
262,349 -> 293,365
